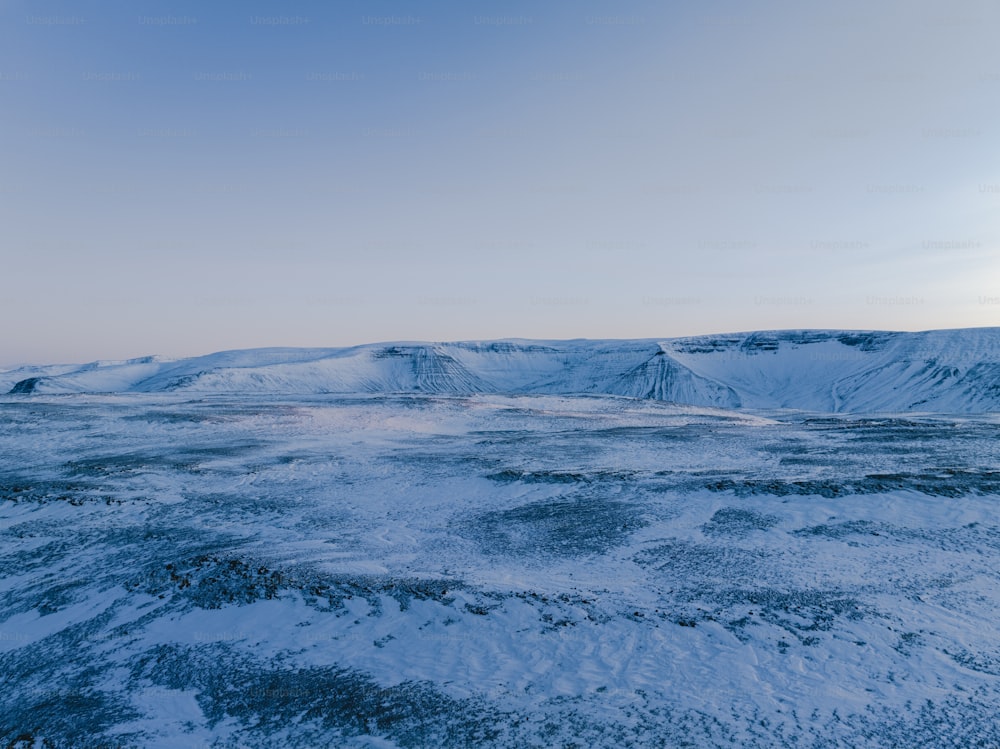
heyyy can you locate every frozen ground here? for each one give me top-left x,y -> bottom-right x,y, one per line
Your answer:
2,391 -> 1000,747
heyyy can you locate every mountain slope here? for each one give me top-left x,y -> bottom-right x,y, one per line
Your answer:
7,328 -> 1000,413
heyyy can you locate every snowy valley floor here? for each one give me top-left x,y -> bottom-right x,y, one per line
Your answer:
2,393 -> 1000,747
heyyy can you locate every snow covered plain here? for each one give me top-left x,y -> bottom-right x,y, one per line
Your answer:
2,331 -> 1000,747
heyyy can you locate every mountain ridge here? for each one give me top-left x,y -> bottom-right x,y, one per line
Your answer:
6,327 -> 1000,413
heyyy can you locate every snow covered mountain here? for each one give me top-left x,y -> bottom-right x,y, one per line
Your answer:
4,337 -> 1000,745
6,328 -> 1000,412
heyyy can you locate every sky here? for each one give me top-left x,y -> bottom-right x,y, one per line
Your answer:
2,0 -> 999,364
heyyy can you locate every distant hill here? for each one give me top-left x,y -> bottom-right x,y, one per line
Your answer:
6,328 -> 1000,413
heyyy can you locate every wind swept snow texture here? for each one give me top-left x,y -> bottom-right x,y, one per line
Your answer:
2,392 -> 1000,747
7,328 -> 1000,413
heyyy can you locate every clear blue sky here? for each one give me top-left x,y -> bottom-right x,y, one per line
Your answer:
2,0 -> 999,364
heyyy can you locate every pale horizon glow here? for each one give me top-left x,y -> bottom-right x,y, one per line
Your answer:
2,0 -> 999,365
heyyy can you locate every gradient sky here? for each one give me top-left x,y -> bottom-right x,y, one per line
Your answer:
2,0 -> 999,364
